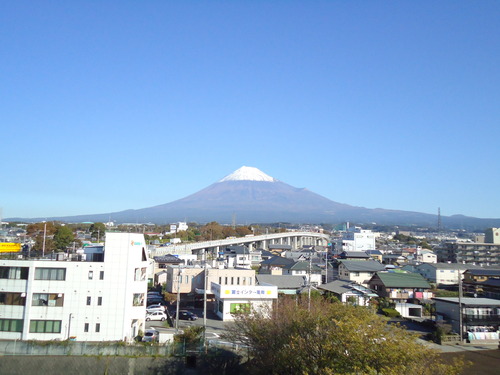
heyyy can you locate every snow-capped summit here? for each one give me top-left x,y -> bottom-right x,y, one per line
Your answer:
219,166 -> 277,182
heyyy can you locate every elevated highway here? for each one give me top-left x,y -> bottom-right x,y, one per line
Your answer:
151,231 -> 330,257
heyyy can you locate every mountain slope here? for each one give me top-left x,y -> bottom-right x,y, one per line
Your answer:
7,166 -> 500,228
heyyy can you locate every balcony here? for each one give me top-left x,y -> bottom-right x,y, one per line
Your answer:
390,292 -> 409,299
463,314 -> 500,325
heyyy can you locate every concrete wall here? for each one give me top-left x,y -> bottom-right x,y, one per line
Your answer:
0,355 -> 185,375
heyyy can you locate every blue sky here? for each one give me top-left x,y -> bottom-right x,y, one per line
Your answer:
1,1 -> 499,220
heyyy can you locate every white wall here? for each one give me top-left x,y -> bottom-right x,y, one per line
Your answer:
0,233 -> 148,342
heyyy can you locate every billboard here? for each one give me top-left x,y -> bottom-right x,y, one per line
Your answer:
0,243 -> 22,253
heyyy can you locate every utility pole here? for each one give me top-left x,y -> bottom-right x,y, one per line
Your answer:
308,255 -> 312,311
42,222 -> 47,257
175,267 -> 183,332
458,272 -> 463,342
203,250 -> 208,347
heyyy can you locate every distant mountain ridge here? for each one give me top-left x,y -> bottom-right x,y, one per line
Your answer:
7,166 -> 500,229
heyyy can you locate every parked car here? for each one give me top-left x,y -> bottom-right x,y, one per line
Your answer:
173,310 -> 198,321
146,311 -> 167,322
146,304 -> 165,313
142,329 -> 159,342
147,298 -> 164,305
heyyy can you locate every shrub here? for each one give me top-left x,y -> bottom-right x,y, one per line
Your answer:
381,308 -> 401,318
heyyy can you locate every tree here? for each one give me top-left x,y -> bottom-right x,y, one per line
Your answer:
200,222 -> 224,240
223,298 -> 466,375
89,222 -> 106,241
53,226 -> 75,251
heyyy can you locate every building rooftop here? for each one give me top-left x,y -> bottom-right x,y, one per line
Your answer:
256,274 -> 306,289
465,268 -> 500,276
260,256 -> 295,267
373,272 -> 431,289
340,251 -> 370,258
283,261 -> 323,273
319,280 -> 377,296
433,297 -> 500,306
339,260 -> 386,272
419,262 -> 483,270
153,255 -> 183,264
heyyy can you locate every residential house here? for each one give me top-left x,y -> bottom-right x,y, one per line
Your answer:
153,255 -> 183,276
319,280 -> 378,306
256,274 -> 307,295
337,260 -> 386,286
338,251 -> 370,260
221,246 -> 252,269
259,256 -> 295,275
416,249 -> 437,263
412,263 -> 481,286
367,272 -> 433,303
462,269 -> 500,299
382,254 -> 407,265
434,297 -> 500,343
366,250 -> 383,263
282,261 -> 323,286
268,244 -> 292,255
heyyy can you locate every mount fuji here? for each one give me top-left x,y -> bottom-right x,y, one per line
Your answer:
9,166 -> 500,228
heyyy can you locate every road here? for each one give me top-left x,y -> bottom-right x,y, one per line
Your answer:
146,306 -> 230,340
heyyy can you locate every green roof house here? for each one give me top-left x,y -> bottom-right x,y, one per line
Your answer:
367,271 -> 433,302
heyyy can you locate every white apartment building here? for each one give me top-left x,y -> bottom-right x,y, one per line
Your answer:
0,233 -> 148,342
341,227 -> 376,252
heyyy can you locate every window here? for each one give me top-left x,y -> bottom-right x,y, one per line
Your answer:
237,277 -> 240,285
99,271 -> 104,280
185,275 -> 188,284
230,303 -> 250,314
95,323 -> 100,333
225,277 -> 228,284
88,271 -> 93,280
0,266 -> 29,280
32,293 -> 64,307
219,277 -> 222,284
97,296 -> 102,306
132,293 -> 144,306
29,320 -> 61,333
249,277 -> 252,285
86,296 -> 91,305
84,323 -> 89,332
0,319 -> 23,332
134,267 -> 147,281
231,277 -> 234,285
34,268 -> 66,280
0,292 -> 26,306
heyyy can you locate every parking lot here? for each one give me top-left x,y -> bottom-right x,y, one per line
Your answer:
146,305 -> 230,336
